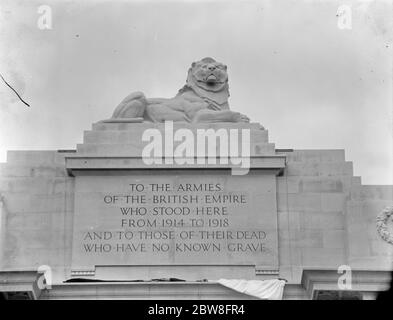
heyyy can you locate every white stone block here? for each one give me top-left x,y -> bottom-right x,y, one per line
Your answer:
321,193 -> 346,212
286,150 -> 345,163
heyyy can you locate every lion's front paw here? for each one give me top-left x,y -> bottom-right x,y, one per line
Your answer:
232,112 -> 250,123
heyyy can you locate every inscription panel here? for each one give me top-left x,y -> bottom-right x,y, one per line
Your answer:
71,170 -> 278,269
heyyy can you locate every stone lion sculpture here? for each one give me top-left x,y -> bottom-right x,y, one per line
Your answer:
109,57 -> 250,123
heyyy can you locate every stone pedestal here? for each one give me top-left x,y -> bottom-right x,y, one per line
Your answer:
66,122 -> 285,279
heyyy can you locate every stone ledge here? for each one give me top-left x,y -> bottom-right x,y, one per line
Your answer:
75,142 -> 276,156
39,281 -> 262,300
92,121 -> 265,131
39,281 -> 259,300
65,155 -> 286,176
0,271 -> 42,300
301,269 -> 391,299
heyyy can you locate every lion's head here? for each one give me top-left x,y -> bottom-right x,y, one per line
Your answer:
189,57 -> 228,92
179,57 -> 230,107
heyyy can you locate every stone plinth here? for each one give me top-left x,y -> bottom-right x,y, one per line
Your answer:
67,121 -> 285,279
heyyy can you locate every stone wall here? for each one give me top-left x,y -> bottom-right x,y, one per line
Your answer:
0,127 -> 392,287
277,149 -> 393,283
0,151 -> 75,283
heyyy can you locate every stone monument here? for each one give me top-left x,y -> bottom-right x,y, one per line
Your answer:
68,57 -> 285,280
0,57 -> 392,300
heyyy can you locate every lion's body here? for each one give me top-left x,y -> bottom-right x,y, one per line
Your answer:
111,57 -> 249,123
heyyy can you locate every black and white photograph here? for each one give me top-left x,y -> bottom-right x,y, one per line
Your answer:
0,0 -> 392,305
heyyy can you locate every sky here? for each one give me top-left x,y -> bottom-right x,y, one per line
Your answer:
0,0 -> 392,184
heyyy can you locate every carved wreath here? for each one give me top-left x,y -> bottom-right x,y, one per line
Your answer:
376,206 -> 393,245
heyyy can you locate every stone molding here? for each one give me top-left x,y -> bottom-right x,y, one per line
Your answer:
301,269 -> 391,299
